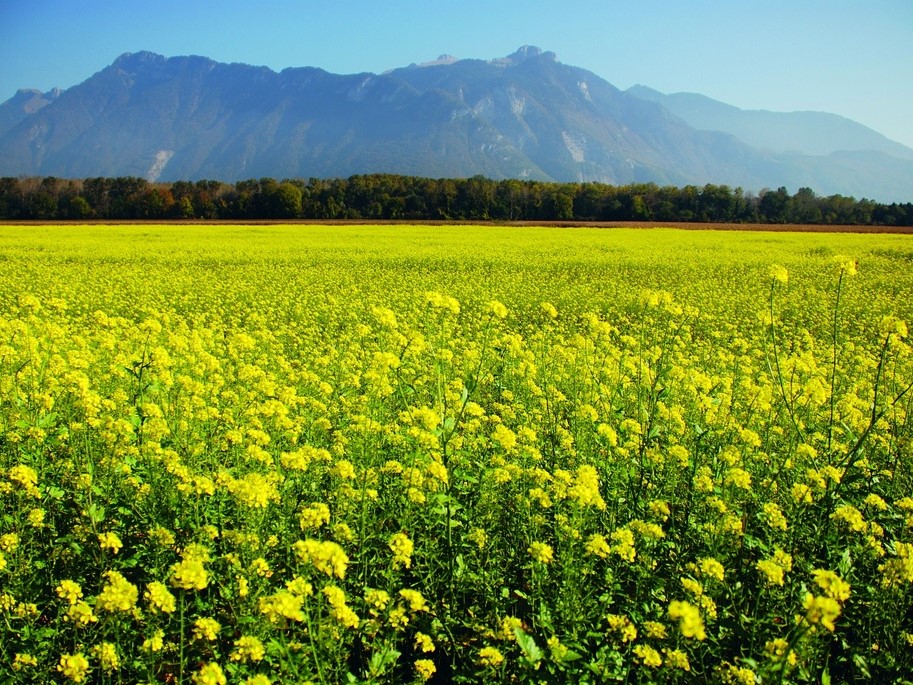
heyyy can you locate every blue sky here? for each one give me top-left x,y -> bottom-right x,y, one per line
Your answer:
2,0 -> 912,147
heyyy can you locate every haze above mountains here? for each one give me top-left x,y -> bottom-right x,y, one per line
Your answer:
1,47 -> 911,202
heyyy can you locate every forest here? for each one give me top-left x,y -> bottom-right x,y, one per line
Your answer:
2,174 -> 912,225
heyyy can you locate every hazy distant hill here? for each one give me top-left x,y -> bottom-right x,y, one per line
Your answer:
1,47 -> 911,201
626,85 -> 913,161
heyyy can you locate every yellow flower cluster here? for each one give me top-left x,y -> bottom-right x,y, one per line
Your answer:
668,600 -> 706,640
293,538 -> 349,579
96,570 -> 139,613
323,584 -> 360,629
170,545 -> 211,591
388,532 -> 413,569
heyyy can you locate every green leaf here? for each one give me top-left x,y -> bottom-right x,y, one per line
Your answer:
87,503 -> 106,523
852,654 -> 871,679
514,626 -> 543,666
369,646 -> 401,676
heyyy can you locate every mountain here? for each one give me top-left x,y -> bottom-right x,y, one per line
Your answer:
626,85 -> 913,161
1,48 -> 911,201
0,88 -> 60,137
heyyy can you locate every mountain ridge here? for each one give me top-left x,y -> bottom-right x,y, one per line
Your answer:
1,47 -> 911,201
626,84 -> 913,162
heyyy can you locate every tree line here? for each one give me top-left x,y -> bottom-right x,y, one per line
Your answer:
1,174 -> 911,225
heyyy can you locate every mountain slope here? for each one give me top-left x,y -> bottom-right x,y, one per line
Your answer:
0,88 -> 60,138
0,48 -> 911,201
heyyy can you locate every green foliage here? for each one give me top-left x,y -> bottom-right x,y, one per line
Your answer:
1,174 -> 911,224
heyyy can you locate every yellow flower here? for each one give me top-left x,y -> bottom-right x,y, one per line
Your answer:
92,642 -> 120,671
142,629 -> 165,653
372,305 -> 398,328
832,504 -> 867,533
8,464 -> 40,497
568,464 -> 606,510
527,541 -> 554,564
756,559 -> 786,586
699,557 -> 725,582
323,584 -> 360,629
13,653 -> 38,670
547,636 -> 569,661
415,632 -> 435,653
415,658 -> 437,681
499,616 -> 524,640
98,531 -> 123,553
56,580 -> 84,605
0,532 -> 19,552
879,542 -> 913,587
331,459 -> 356,479
479,646 -> 505,668
193,617 -> 222,641
299,502 -> 331,530
803,593 -> 841,631
150,525 -> 176,546
27,508 -> 46,527
585,533 -> 611,559
487,300 -> 508,318
243,676 -> 273,685
668,600 -> 706,640
468,527 -> 488,550
681,577 -> 704,598
833,254 -> 858,276
725,467 -> 751,490
397,588 -> 428,613
610,528 -> 636,562
57,653 -> 90,683
65,601 -> 98,626
231,635 -> 266,663
285,576 -> 313,597
765,638 -> 797,665
719,663 -> 758,685
259,590 -> 305,623
693,466 -> 715,492
365,588 -> 391,612
227,472 -> 280,508
145,581 -> 177,613
762,502 -> 788,531
769,264 -> 789,284
192,662 -> 227,685
171,557 -> 209,590
663,648 -> 691,671
633,644 -> 662,667
96,570 -> 139,612
606,613 -> 637,642
388,532 -> 414,569
492,424 -> 518,452
812,569 -> 851,602
639,621 -> 665,639
389,605 -> 409,630
293,538 -> 349,578
863,493 -> 888,511
649,499 -> 671,520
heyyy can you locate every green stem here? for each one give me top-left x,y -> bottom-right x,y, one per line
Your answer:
766,280 -> 805,441
827,271 -> 844,453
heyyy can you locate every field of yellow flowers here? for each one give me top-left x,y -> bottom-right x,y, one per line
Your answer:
1,223 -> 912,684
